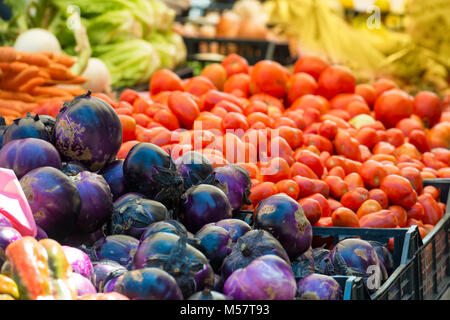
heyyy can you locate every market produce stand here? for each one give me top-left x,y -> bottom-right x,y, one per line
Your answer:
0,0 -> 449,303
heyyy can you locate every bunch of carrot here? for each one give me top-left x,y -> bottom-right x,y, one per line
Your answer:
0,47 -> 87,123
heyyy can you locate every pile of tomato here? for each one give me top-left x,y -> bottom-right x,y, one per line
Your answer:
107,53 -> 449,240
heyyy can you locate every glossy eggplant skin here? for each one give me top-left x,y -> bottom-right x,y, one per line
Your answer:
92,235 -> 140,270
91,260 -> 128,292
99,159 -> 128,201
0,138 -> 62,179
19,166 -> 81,241
2,113 -> 50,147
115,268 -> 183,300
54,93 -> 122,172
123,142 -> 184,215
195,225 -> 233,273
132,232 -> 214,298
71,171 -> 113,234
297,274 -> 343,300
223,254 -> 297,300
179,184 -> 232,233
175,151 -> 214,191
254,193 -> 312,260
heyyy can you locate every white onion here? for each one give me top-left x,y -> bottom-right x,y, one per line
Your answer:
14,28 -> 62,54
79,58 -> 112,93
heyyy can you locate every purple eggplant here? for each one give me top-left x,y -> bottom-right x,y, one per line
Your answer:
106,195 -> 169,238
19,166 -> 81,241
91,259 -> 128,292
92,235 -> 139,270
220,229 -> 291,282
123,142 -> 184,216
328,238 -> 383,291
254,193 -> 312,260
115,268 -> 183,300
368,240 -> 394,278
62,245 -> 94,280
212,219 -> 252,243
61,161 -> 88,177
2,113 -> 50,146
223,254 -> 297,300
61,229 -> 104,248
180,184 -> 232,233
70,171 -> 113,233
99,159 -> 128,201
140,220 -> 189,242
132,232 -> 214,298
35,226 -> 48,240
0,227 -> 22,265
0,138 -> 62,179
296,274 -> 343,300
213,164 -> 252,212
54,92 -> 122,172
188,288 -> 229,300
195,225 -> 233,273
69,272 -> 97,297
175,151 -> 215,191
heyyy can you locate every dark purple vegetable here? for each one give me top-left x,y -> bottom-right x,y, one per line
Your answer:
0,227 -> 22,265
91,259 -> 128,292
188,288 -> 229,300
103,274 -> 122,293
140,220 -> 189,242
70,171 -> 113,233
132,233 -> 214,298
62,245 -> 94,280
2,113 -> 50,147
61,229 -> 104,248
291,247 -> 315,282
115,268 -> 183,300
296,274 -> 342,300
195,225 -> 233,273
35,226 -> 48,240
179,184 -> 232,233
70,272 -> 97,297
37,115 -> 56,145
220,229 -> 291,281
213,273 -> 222,292
254,193 -> 312,260
0,138 -> 62,179
368,240 -> 394,278
223,254 -> 297,300
99,159 -> 128,201
213,164 -> 252,212
61,161 -> 88,177
54,91 -> 122,172
328,238 -> 383,290
0,116 -> 7,149
123,142 -> 184,216
92,235 -> 139,269
19,166 -> 81,241
175,151 -> 215,191
105,195 -> 169,238
0,212 -> 12,228
212,219 -> 251,243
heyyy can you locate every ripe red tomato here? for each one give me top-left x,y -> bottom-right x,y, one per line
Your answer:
286,72 -> 318,106
221,53 -> 250,77
374,89 -> 414,128
167,91 -> 200,129
413,91 -> 442,128
293,56 -> 329,80
250,60 -> 289,99
317,66 -> 356,100
149,69 -> 184,95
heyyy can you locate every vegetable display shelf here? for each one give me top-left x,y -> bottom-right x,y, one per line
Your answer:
312,225 -> 422,300
182,36 -> 295,66
419,179 -> 450,300
332,275 -> 369,300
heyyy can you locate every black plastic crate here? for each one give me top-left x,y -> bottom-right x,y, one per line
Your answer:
182,36 -> 295,66
418,179 -> 450,300
333,276 -> 370,300
312,225 -> 423,300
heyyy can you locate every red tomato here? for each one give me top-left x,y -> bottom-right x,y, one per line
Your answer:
298,197 -> 322,225
221,53 -> 249,77
250,60 -> 289,99
117,140 -> 139,159
167,91 -> 200,129
286,72 -> 318,106
413,91 -> 442,128
249,182 -> 278,208
118,115 -> 136,142
149,69 -> 184,95
317,66 -> 356,100
276,179 -> 300,200
331,207 -> 360,227
223,73 -> 251,98
374,89 -> 414,129
293,56 -> 329,80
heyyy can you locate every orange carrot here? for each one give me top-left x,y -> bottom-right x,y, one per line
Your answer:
6,66 -> 40,89
0,47 -> 17,62
40,51 -> 55,60
47,75 -> 86,85
57,87 -> 86,96
0,90 -> 37,103
7,61 -> 29,73
53,54 -> 76,68
19,77 -> 47,93
38,70 -> 51,80
46,63 -> 72,81
16,52 -> 51,67
31,85 -> 74,97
